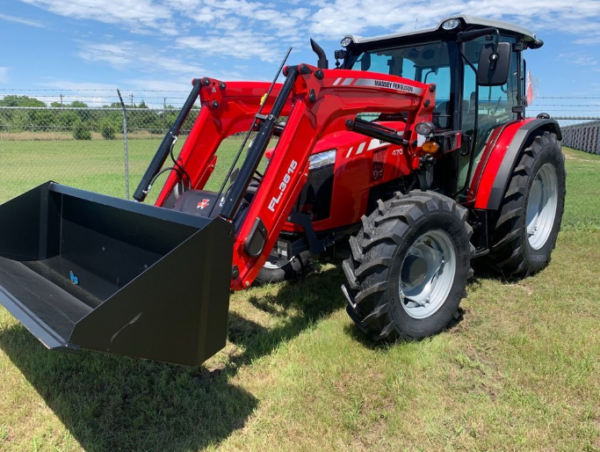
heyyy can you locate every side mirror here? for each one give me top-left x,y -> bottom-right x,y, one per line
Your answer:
477,42 -> 511,86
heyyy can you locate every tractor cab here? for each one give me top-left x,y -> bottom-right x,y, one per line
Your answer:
338,15 -> 544,195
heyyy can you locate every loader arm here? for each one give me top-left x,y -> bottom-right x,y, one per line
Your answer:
155,81 -> 293,206
156,65 -> 435,290
230,66 -> 435,289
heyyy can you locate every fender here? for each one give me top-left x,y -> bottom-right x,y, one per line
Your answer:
472,118 -> 562,210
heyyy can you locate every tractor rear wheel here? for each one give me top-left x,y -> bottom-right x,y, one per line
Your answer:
488,132 -> 566,276
343,191 -> 474,340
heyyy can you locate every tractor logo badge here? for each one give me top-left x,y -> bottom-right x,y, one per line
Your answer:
197,199 -> 210,210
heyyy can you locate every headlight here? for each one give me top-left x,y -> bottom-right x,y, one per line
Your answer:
309,150 -> 336,170
340,36 -> 353,47
415,122 -> 435,136
441,19 -> 460,30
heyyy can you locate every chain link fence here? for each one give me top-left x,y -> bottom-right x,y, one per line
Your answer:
1,90 -> 600,205
0,104 -> 200,204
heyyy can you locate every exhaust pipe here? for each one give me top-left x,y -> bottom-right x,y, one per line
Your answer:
0,182 -> 234,366
310,39 -> 329,69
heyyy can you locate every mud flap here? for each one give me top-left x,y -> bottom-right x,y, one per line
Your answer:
0,182 -> 234,366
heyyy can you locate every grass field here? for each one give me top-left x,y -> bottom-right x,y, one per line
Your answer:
0,137 -> 252,205
0,143 -> 599,451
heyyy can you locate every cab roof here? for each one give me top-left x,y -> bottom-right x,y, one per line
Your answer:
344,15 -> 542,48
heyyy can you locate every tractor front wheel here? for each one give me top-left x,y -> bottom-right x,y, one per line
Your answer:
343,191 -> 474,340
488,131 -> 566,276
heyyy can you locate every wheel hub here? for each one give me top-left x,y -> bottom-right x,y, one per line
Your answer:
399,230 -> 456,319
526,163 -> 559,250
401,255 -> 428,288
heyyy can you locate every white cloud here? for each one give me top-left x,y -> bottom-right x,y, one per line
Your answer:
558,52 -> 598,66
0,13 -> 44,28
18,0 -> 600,45
125,79 -> 193,92
574,36 -> 600,45
176,31 -> 282,63
309,0 -> 600,39
0,67 -> 8,83
39,80 -> 119,90
76,41 -> 205,74
78,43 -> 132,67
18,0 -> 600,83
19,0 -> 178,35
172,0 -> 308,65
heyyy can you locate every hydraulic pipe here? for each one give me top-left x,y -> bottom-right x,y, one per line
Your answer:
219,67 -> 299,220
133,78 -> 203,202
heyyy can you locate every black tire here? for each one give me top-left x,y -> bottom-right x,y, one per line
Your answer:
342,191 -> 474,341
255,251 -> 311,284
488,132 -> 566,276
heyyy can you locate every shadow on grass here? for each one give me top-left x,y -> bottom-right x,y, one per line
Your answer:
0,324 -> 257,452
228,265 -> 347,364
0,266 -> 348,452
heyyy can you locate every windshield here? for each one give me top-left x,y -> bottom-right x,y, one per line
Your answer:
351,41 -> 452,125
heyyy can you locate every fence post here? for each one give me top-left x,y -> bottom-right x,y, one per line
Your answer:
117,89 -> 130,200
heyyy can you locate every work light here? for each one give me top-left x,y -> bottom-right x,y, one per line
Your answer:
340,37 -> 353,47
442,19 -> 460,30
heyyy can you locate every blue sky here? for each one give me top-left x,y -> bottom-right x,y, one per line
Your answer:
1,0 -> 600,114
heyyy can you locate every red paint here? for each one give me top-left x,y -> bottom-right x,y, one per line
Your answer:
471,118 -> 534,209
231,67 -> 435,288
155,80 -> 292,206
151,66 -> 438,290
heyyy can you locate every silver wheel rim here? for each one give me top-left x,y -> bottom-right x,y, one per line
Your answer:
399,230 -> 457,320
526,163 -> 558,250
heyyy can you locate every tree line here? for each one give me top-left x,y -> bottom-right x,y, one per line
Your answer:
0,95 -> 199,140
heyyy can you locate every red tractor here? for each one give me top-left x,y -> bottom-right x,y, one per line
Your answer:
0,16 -> 565,366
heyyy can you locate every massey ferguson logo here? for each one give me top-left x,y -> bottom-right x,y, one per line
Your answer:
373,80 -> 416,93
353,78 -> 423,95
197,199 -> 210,210
269,160 -> 298,212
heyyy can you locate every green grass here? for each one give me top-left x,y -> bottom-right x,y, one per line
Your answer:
0,136 -> 261,204
0,145 -> 599,451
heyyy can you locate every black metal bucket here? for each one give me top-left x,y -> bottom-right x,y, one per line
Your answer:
0,182 -> 234,366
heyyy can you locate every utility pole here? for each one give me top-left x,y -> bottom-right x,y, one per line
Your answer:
59,93 -> 64,106
129,93 -> 134,107
163,97 -> 167,110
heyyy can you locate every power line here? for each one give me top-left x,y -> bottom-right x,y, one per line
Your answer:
538,96 -> 600,100
534,104 -> 600,107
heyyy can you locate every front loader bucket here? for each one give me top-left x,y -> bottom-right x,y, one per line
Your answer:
0,182 -> 234,366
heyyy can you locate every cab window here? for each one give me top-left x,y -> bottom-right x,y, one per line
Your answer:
352,41 -> 452,127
